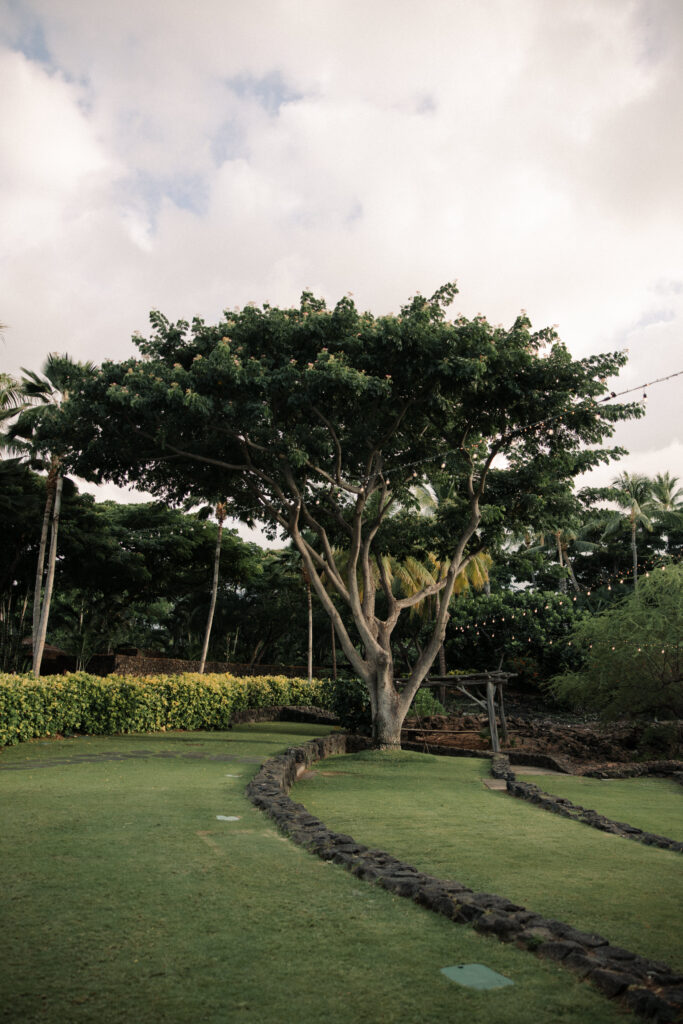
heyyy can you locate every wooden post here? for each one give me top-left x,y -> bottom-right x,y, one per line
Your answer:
497,683 -> 508,743
486,679 -> 500,753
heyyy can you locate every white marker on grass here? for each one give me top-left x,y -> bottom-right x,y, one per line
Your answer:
216,815 -> 240,821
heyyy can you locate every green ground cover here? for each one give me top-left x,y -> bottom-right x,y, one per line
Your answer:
1,726 -> 629,1024
293,749 -> 683,970
515,772 -> 683,841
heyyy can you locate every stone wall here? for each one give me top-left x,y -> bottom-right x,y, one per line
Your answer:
494,754 -> 683,854
246,733 -> 683,1023
230,705 -> 338,726
85,654 -> 327,678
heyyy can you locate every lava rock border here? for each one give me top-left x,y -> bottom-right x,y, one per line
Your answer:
246,732 -> 683,1023
491,754 -> 683,854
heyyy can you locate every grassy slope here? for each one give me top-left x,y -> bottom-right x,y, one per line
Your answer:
515,772 -> 683,840
293,749 -> 683,970
0,726 -> 628,1024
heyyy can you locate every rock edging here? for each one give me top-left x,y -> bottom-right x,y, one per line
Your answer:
492,754 -> 683,854
246,734 -> 683,1023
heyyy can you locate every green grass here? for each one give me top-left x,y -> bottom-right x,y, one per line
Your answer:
515,771 -> 683,841
1,727 -> 630,1024
293,749 -> 683,970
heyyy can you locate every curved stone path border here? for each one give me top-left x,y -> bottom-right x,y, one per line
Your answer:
490,755 -> 683,854
246,732 -> 683,1023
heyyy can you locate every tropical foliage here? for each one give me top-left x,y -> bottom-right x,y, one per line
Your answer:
21,284 -> 640,745
550,564 -> 683,719
0,670 -> 330,747
3,288 -> 682,740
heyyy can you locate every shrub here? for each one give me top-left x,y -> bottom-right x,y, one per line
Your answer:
319,677 -> 445,733
549,565 -> 683,720
639,723 -> 681,759
321,676 -> 371,734
409,689 -> 446,717
0,672 -> 331,747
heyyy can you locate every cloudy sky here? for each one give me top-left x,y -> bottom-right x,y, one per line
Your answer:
1,0 -> 682,534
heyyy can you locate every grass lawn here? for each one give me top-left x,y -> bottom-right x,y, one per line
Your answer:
293,749 -> 683,971
0,726 -> 631,1024
515,771 -> 683,841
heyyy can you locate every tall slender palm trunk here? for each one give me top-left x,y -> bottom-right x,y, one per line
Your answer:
33,472 -> 63,677
32,463 -> 58,649
199,505 -> 226,673
305,570 -> 313,683
555,531 -> 568,594
330,620 -> 337,680
435,593 -> 447,675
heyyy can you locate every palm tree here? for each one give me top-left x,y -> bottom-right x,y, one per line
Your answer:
524,524 -> 599,594
302,564 -> 313,683
0,372 -> 25,412
602,472 -> 654,589
14,354 -> 94,675
278,543 -> 316,682
412,471 -> 492,664
651,472 -> 683,512
650,472 -> 683,555
383,550 -> 491,674
199,502 -> 227,673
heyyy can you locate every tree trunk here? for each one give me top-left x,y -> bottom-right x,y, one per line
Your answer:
33,463 -> 57,648
556,532 -> 567,595
248,639 -> 264,670
565,555 -> 581,594
306,573 -> 313,684
331,620 -> 337,680
486,679 -> 500,753
33,473 -> 63,677
368,658 -> 405,748
631,519 -> 638,589
199,516 -> 224,673
435,593 -> 447,675
288,492 -> 485,751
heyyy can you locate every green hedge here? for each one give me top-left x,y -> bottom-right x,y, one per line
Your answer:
0,672 -> 333,747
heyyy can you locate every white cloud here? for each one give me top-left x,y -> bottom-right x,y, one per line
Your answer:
0,50 -> 112,246
580,439 -> 683,491
0,0 -> 681,500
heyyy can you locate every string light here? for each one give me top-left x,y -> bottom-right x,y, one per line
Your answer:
193,365 -> 683,537
452,555 -> 681,652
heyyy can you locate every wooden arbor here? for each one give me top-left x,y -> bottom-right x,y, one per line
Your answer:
414,671 -> 516,753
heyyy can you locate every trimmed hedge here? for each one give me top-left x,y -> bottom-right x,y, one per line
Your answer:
0,672 -> 333,747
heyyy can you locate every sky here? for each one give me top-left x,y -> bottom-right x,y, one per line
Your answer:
1,0 -> 682,543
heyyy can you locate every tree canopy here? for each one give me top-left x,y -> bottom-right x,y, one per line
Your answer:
32,283 -> 641,744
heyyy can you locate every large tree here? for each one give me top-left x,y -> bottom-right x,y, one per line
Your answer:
42,284 -> 639,745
